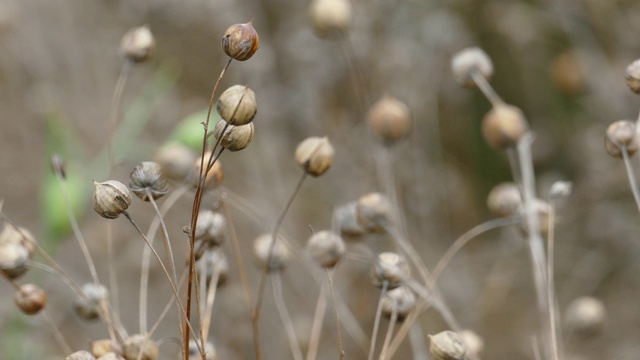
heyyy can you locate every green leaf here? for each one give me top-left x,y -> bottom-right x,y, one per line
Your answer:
169,109 -> 220,152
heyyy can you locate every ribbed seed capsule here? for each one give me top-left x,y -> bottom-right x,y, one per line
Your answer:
122,335 -> 159,360
356,192 -> 393,233
93,180 -> 132,219
0,223 -> 36,259
306,230 -> 346,268
460,330 -> 484,358
565,296 -> 606,336
0,242 -> 29,279
295,136 -> 335,176
91,339 -> 121,358
333,202 -> 366,238
367,96 -> 413,145
129,161 -> 169,201
155,143 -> 196,181
189,339 -> 218,360
74,283 -> 109,320
120,26 -> 155,63
195,210 -> 227,246
196,248 -> 229,287
381,285 -> 416,321
216,85 -> 257,125
66,351 -> 96,360
605,120 -> 637,158
486,182 -> 521,218
253,233 -> 291,272
222,21 -> 259,61
625,59 -> 640,94
371,252 -> 410,289
309,0 -> 352,39
14,283 -> 46,315
213,120 -> 254,152
482,104 -> 529,150
451,47 -> 493,88
429,331 -> 467,360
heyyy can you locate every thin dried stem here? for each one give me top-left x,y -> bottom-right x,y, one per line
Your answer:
368,281 -> 389,360
327,270 -> 345,360
107,60 -> 133,167
622,147 -> 640,215
149,269 -> 188,337
201,266 -> 221,346
42,309 -> 72,355
378,309 -> 398,360
306,279 -> 327,360
272,273 -> 304,360
471,69 -> 503,107
547,198 -> 559,360
222,195 -> 253,310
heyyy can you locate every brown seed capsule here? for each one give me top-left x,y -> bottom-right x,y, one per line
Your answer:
14,283 -> 46,315
451,47 -> 493,88
189,339 -> 217,360
222,21 -> 259,61
120,26 -> 155,63
565,296 -> 606,337
550,50 -> 585,95
216,85 -> 257,125
605,120 -> 637,158
93,180 -> 132,219
356,192 -> 393,233
367,96 -> 413,145
0,242 -> 29,279
155,143 -> 197,181
306,230 -> 346,268
486,182 -> 521,218
625,59 -> 640,94
460,330 -> 484,358
309,0 -> 352,39
74,283 -> 109,320
0,223 -> 36,259
213,120 -> 255,152
192,152 -> 224,190
371,252 -> 410,289
129,162 -> 169,201
333,202 -> 366,238
295,136 -> 335,176
253,233 -> 291,272
195,210 -> 227,246
381,285 -> 416,321
196,248 -> 229,287
122,335 -> 159,360
51,153 -> 67,179
482,104 -> 529,150
91,339 -> 122,358
66,351 -> 97,360
429,330 -> 467,360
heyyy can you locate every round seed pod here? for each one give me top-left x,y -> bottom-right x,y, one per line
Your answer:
213,120 -> 254,152
486,182 -> 521,218
192,152 -> 224,190
429,330 -> 467,360
221,21 -> 259,61
550,50 -> 585,95
195,210 -> 227,246
0,242 -> 29,279
460,330 -> 484,358
333,202 -> 366,238
189,339 -> 217,360
97,353 -> 125,360
565,296 -> 606,337
155,143 -> 197,181
196,248 -> 229,287
120,26 -> 155,63
306,230 -> 346,268
0,223 -> 36,259
14,283 -> 46,315
129,162 -> 169,201
381,285 -> 416,321
91,339 -> 122,358
605,120 -> 637,158
356,192 -> 393,233
295,136 -> 335,177
216,85 -> 257,125
122,335 -> 159,360
253,233 -> 291,272
367,96 -> 413,145
309,0 -> 352,39
625,59 -> 640,94
66,351 -> 96,360
517,199 -> 551,237
74,283 -> 109,320
371,252 -> 410,289
451,47 -> 493,88
92,180 -> 132,219
482,104 -> 529,150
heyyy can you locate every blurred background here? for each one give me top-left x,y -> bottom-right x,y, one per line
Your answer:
1,0 -> 640,359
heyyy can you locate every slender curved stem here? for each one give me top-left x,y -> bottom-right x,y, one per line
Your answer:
327,269 -> 345,360
306,280 -> 327,360
471,70 -> 503,107
379,309 -> 398,360
368,281 -> 388,360
622,147 -> 640,216
107,61 -> 132,167
273,273 -> 304,360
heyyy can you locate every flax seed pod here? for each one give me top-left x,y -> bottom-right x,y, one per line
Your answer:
306,230 -> 346,268
625,59 -> 640,94
195,210 -> 227,246
309,0 -> 352,39
565,296 -> 606,337
92,180 -> 132,219
295,136 -> 335,176
129,162 -> 169,201
216,85 -> 257,125
0,242 -> 29,279
451,47 -> 493,88
356,192 -> 393,233
91,339 -> 122,358
429,330 -> 467,360
381,285 -> 416,321
14,284 -> 46,315
192,152 -> 224,190
74,283 -> 109,320
605,120 -> 637,158
371,252 -> 410,289
333,202 -> 366,238
155,143 -> 196,181
66,351 -> 96,360
0,223 -> 36,259
222,21 -> 259,61
482,104 -> 529,150
486,182 -> 521,218
517,199 -> 551,237
213,120 -> 254,152
367,96 -> 413,145
196,248 -> 229,286
120,26 -> 155,63
460,330 -> 484,358
97,353 -> 125,360
253,233 -> 291,272
122,335 -> 159,360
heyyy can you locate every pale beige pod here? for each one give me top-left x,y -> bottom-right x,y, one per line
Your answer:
486,182 -> 521,218
460,330 -> 484,358
216,85 -> 257,125
195,210 -> 227,246
451,47 -> 493,88
381,285 -> 416,321
306,230 -> 346,268
333,202 -> 366,238
604,120 -> 637,158
429,330 -> 467,360
120,26 -> 155,63
482,104 -> 529,150
565,296 -> 606,336
154,143 -> 197,181
213,120 -> 254,152
253,233 -> 291,272
0,242 -> 29,279
367,96 -> 413,145
129,161 -> 169,201
309,0 -> 352,38
371,252 -> 410,289
356,192 -> 393,233
92,180 -> 132,219
122,335 -> 159,360
66,351 -> 96,360
74,283 -> 109,320
625,59 -> 640,94
295,136 -> 335,176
